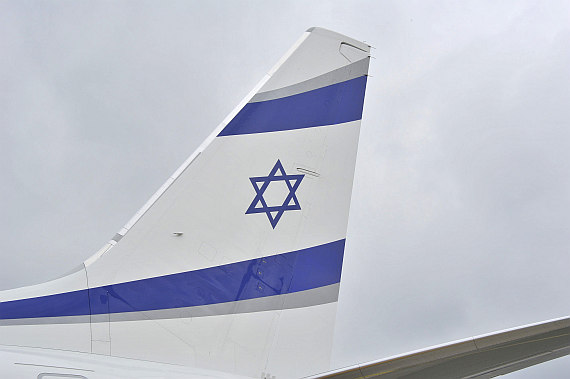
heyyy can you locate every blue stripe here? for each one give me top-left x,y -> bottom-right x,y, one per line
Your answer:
0,240 -> 345,319
217,76 -> 367,136
0,289 -> 89,319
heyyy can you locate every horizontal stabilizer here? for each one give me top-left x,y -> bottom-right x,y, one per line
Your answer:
309,317 -> 570,379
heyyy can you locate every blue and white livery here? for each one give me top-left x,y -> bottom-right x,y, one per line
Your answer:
0,27 -> 370,378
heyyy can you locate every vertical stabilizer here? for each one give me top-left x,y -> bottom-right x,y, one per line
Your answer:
0,27 -> 370,379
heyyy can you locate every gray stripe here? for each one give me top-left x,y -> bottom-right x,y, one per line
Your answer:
0,284 -> 339,326
108,283 -> 339,322
0,315 -> 91,326
250,58 -> 370,103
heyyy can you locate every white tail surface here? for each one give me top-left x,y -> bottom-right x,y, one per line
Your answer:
0,27 -> 370,379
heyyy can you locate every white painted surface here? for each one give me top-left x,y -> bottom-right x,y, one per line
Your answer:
0,344 -> 253,379
0,267 -> 87,302
0,322 -> 90,353
104,303 -> 337,379
86,121 -> 360,287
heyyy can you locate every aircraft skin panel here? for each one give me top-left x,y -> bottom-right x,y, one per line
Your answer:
307,317 -> 570,379
0,323 -> 91,354
259,28 -> 369,93
0,316 -> 567,378
217,76 -> 367,136
0,283 -> 339,327
0,240 -> 343,324
0,266 -> 91,353
86,120 -> 361,288
0,265 -> 88,302
103,302 -> 337,378
0,344 -> 254,379
250,57 -> 369,103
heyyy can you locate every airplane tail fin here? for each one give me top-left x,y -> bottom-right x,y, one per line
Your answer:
0,27 -> 370,379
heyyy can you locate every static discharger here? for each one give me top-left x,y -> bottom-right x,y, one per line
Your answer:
296,167 -> 320,177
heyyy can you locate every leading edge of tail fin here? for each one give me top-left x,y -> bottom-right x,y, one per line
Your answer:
0,28 -> 370,379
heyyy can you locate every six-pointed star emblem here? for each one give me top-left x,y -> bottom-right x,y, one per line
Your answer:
245,160 -> 305,228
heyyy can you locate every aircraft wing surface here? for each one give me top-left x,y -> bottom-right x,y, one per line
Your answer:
311,317 -> 569,379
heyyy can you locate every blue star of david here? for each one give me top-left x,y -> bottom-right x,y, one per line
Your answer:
246,160 -> 305,229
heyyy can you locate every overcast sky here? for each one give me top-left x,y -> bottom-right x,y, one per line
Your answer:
0,1 -> 568,377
